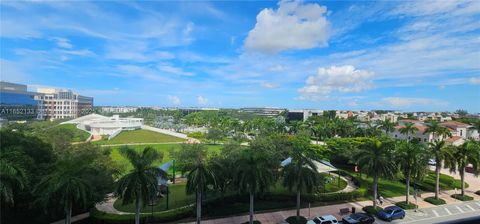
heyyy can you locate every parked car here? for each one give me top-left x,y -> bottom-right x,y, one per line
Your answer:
342,213 -> 375,224
377,206 -> 405,221
428,159 -> 436,166
307,215 -> 339,224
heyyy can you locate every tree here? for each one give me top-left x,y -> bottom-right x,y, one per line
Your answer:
428,140 -> 451,199
396,141 -> 428,204
399,122 -> 419,142
185,151 -> 216,224
206,128 -> 224,144
115,147 -> 167,224
0,158 -> 27,205
354,137 -> 397,208
444,140 -> 480,196
424,121 -> 452,141
377,119 -> 396,134
234,148 -> 278,224
455,109 -> 468,117
34,152 -> 93,224
282,137 -> 321,222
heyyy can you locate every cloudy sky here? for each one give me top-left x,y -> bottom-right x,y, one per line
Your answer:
1,0 -> 479,112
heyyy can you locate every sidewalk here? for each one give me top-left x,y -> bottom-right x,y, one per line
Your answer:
182,189 -> 480,224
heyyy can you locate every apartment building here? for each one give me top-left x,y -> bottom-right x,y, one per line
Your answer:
36,87 -> 93,120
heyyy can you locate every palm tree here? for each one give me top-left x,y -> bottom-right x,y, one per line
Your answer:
444,140 -> 480,196
354,137 -> 397,208
377,119 -> 396,134
282,156 -> 320,222
35,154 -> 92,224
185,151 -> 216,224
424,121 -> 452,141
0,158 -> 27,205
399,122 -> 419,142
234,148 -> 278,224
428,140 -> 451,199
396,141 -> 428,204
115,147 -> 167,224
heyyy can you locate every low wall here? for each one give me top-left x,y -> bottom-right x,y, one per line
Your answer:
141,125 -> 188,139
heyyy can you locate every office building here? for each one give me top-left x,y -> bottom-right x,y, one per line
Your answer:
36,87 -> 93,120
0,81 -> 39,120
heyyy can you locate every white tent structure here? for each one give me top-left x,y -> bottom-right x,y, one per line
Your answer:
281,157 -> 337,173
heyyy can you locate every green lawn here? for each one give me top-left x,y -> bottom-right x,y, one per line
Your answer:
56,124 -> 90,142
109,144 -> 223,175
96,129 -> 184,145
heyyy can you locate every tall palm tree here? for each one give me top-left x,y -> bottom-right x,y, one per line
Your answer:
186,152 -> 216,224
424,121 -> 452,141
115,147 -> 167,224
377,119 -> 396,134
399,122 -> 419,142
428,140 -> 451,199
354,137 -> 397,208
35,154 -> 92,224
396,141 -> 428,204
282,156 -> 320,222
234,148 -> 278,224
0,158 -> 27,205
444,140 -> 480,196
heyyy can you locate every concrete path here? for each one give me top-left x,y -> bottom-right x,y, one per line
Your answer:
95,194 -> 132,215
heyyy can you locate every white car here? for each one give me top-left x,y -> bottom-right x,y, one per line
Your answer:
307,215 -> 339,224
428,159 -> 436,166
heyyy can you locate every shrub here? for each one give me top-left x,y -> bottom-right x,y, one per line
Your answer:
362,206 -> 382,215
451,194 -> 474,201
241,221 -> 261,224
475,190 -> 480,196
286,216 -> 307,224
89,205 -> 193,224
424,197 -> 446,205
395,201 -> 417,210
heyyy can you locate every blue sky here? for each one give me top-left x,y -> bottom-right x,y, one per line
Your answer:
1,0 -> 479,112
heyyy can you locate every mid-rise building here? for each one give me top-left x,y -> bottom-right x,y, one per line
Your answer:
101,106 -> 138,113
0,81 -> 39,120
35,87 -> 93,120
239,107 -> 285,117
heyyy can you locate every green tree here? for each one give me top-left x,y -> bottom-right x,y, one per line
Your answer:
234,148 -> 278,224
0,158 -> 27,205
34,153 -> 92,224
399,122 -> 419,142
354,137 -> 397,208
206,127 -> 224,144
115,147 -> 167,224
428,140 -> 451,199
455,109 -> 468,117
424,121 -> 452,140
444,140 -> 480,196
282,137 -> 321,222
396,141 -> 428,204
185,151 -> 216,224
377,119 -> 396,134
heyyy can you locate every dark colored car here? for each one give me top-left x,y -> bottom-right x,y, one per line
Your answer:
377,206 -> 406,221
342,213 -> 375,224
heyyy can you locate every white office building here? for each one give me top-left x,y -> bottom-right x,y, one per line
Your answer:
63,114 -> 143,137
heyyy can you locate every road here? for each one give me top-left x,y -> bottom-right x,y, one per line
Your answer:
374,200 -> 480,224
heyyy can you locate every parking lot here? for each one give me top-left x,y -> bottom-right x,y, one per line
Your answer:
374,200 -> 480,224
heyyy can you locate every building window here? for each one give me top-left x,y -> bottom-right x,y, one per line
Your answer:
424,138 -> 427,142
395,135 -> 397,138
460,130 -> 463,136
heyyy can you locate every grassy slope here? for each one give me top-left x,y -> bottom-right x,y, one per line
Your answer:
96,129 -> 184,145
56,124 -> 90,142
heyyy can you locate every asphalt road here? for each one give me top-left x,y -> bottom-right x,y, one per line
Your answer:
373,200 -> 480,224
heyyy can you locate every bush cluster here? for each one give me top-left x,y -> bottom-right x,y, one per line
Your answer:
395,201 -> 417,210
89,206 -> 193,224
451,194 -> 473,201
475,190 -> 480,196
424,197 -> 446,205
286,216 -> 307,224
362,206 -> 382,215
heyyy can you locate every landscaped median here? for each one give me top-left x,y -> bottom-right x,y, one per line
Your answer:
424,196 -> 446,205
451,194 -> 474,201
90,205 -> 193,224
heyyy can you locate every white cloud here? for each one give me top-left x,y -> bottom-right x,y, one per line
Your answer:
52,37 -> 73,49
297,65 -> 374,101
382,97 -> 448,108
469,77 -> 480,85
197,95 -> 208,105
244,0 -> 330,54
260,82 -> 278,89
168,95 -> 181,105
157,63 -> 193,76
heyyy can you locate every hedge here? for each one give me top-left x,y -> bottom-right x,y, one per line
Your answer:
424,197 -> 446,205
395,201 -> 417,210
286,216 -> 307,224
475,190 -> 480,196
89,205 -> 193,224
451,194 -> 474,201
362,206 -> 382,215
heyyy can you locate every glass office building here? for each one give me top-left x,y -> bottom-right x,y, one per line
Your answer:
0,81 -> 39,120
